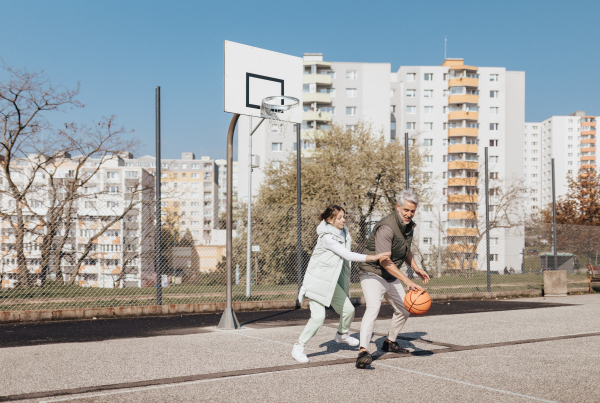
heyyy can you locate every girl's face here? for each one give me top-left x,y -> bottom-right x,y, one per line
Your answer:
327,210 -> 346,230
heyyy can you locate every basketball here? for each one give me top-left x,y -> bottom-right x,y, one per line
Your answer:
404,289 -> 431,315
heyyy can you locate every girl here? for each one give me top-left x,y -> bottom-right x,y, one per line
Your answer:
292,205 -> 391,363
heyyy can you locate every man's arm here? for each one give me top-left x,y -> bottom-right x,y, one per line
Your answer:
375,225 -> 423,290
404,251 -> 430,284
378,256 -> 423,290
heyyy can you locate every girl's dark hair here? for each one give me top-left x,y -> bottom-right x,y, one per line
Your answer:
319,204 -> 346,223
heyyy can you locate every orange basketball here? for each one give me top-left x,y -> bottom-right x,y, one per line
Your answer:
404,289 -> 431,315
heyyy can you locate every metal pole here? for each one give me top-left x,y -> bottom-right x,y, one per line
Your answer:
485,147 -> 491,292
246,117 -> 252,297
217,114 -> 241,330
405,133 -> 410,189
552,158 -> 558,270
438,206 -> 442,277
296,123 -> 302,298
155,86 -> 162,305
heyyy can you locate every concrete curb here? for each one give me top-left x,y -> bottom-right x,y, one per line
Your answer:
0,288 -> 590,324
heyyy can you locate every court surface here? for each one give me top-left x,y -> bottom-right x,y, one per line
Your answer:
1,294 -> 599,403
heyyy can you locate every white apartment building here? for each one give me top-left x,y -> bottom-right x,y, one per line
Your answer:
215,159 -> 238,216
1,153 -> 154,289
525,111 -> 597,216
237,54 -> 526,273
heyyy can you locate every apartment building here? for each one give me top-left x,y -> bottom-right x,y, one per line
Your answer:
237,54 -> 526,273
1,154 -> 154,289
525,111 -> 597,216
215,159 -> 238,216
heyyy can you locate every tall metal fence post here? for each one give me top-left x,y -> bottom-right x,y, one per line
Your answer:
404,132 -> 410,189
296,123 -> 302,299
552,158 -> 558,270
246,117 -> 252,297
217,114 -> 241,330
485,147 -> 491,292
155,86 -> 162,306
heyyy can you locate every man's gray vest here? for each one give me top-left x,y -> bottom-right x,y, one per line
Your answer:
360,210 -> 415,281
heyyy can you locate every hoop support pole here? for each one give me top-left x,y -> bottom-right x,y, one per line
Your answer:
218,113 -> 241,330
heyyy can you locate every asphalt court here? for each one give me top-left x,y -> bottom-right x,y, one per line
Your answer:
1,294 -> 599,402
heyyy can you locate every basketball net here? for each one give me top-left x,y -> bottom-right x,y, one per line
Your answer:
260,96 -> 300,136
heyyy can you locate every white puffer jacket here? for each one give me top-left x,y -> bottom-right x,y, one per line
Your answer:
298,220 -> 351,307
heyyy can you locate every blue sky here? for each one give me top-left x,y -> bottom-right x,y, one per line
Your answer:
1,0 -> 599,159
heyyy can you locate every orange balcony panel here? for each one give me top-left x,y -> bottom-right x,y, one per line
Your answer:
448,178 -> 478,187
581,131 -> 596,135
447,228 -> 478,237
448,194 -> 478,203
581,148 -> 596,153
580,121 -> 596,127
448,78 -> 479,88
581,164 -> 597,169
448,95 -> 479,105
448,144 -> 478,154
448,260 -> 478,269
447,211 -> 478,219
448,65 -> 478,71
581,139 -> 596,144
581,156 -> 596,161
448,111 -> 478,121
448,161 -> 478,170
448,127 -> 478,137
447,244 -> 477,253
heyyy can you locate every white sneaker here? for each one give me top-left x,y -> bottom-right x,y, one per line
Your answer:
292,343 -> 309,363
334,332 -> 359,346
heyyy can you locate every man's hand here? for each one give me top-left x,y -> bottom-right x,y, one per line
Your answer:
405,280 -> 423,291
414,268 -> 430,284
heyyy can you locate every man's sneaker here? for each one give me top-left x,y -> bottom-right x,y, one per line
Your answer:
355,350 -> 373,369
292,343 -> 309,363
381,339 -> 410,354
334,332 -> 359,346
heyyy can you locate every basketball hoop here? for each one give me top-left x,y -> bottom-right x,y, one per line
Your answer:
261,95 -> 300,135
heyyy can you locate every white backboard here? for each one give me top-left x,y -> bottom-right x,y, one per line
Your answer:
224,40 -> 303,124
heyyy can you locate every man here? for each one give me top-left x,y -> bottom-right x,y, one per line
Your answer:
356,189 -> 430,369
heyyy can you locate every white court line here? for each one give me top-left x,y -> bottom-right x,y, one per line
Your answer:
43,330 -> 565,403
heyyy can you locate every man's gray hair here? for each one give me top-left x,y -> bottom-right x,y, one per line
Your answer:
396,189 -> 419,206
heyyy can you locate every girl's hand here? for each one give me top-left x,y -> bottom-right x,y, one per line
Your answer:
366,252 -> 391,262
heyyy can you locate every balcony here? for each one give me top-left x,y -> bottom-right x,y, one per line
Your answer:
303,93 -> 331,104
448,194 -> 478,203
448,65 -> 478,71
581,139 -> 596,144
448,111 -> 478,121
448,144 -> 478,154
303,74 -> 332,85
303,61 -> 332,68
448,94 -> 479,104
581,131 -> 596,135
448,77 -> 479,88
447,244 -> 477,253
581,156 -> 596,161
448,161 -> 478,170
447,227 -> 478,237
303,110 -> 332,122
580,121 -> 596,126
448,177 -> 478,187
447,211 -> 478,219
448,127 -> 478,137
448,260 -> 478,269
580,147 -> 596,153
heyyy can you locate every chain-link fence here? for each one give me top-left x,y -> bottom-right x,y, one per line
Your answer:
0,202 -> 596,312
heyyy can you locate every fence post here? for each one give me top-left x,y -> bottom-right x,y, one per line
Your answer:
296,123 -> 302,300
405,133 -> 410,189
485,147 -> 491,292
155,86 -> 162,306
551,158 -> 558,270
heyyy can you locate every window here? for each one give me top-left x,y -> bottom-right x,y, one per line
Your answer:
531,173 -> 538,177
346,125 -> 356,131
443,73 -> 448,81
489,254 -> 499,261
490,123 -> 499,130
424,73 -> 433,81
568,128 -> 573,133
443,89 -> 448,97
406,122 -> 416,130
568,144 -> 573,149
271,143 -> 282,152
490,91 -> 499,98
423,205 -> 433,212
490,74 -> 499,82
424,123 -> 433,131
181,164 -> 187,169
106,172 -> 118,179
272,161 -> 281,170
407,73 -> 416,81
424,90 -> 433,98
346,88 -> 357,98
107,201 -> 118,208
490,140 -> 499,147
424,106 -> 433,114
192,173 -> 199,178
443,122 -> 448,130
490,107 -> 499,115
107,186 -> 118,194
442,139 -> 448,146
406,106 -> 416,114
390,105 -> 396,113
490,172 -> 499,179
346,70 -> 357,79
125,171 -> 138,179
490,238 -> 498,246
346,107 -> 357,116
568,161 -> 573,166
424,139 -> 433,146
191,211 -> 199,217
489,156 -> 499,163
390,89 -> 395,97
192,163 -> 199,169
425,172 -> 432,179
406,89 -> 416,98
568,153 -> 573,157
390,122 -> 396,130
443,106 -> 449,114
424,155 -> 434,163
423,237 -> 433,244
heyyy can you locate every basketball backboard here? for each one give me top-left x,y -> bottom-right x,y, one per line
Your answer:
224,40 -> 303,124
